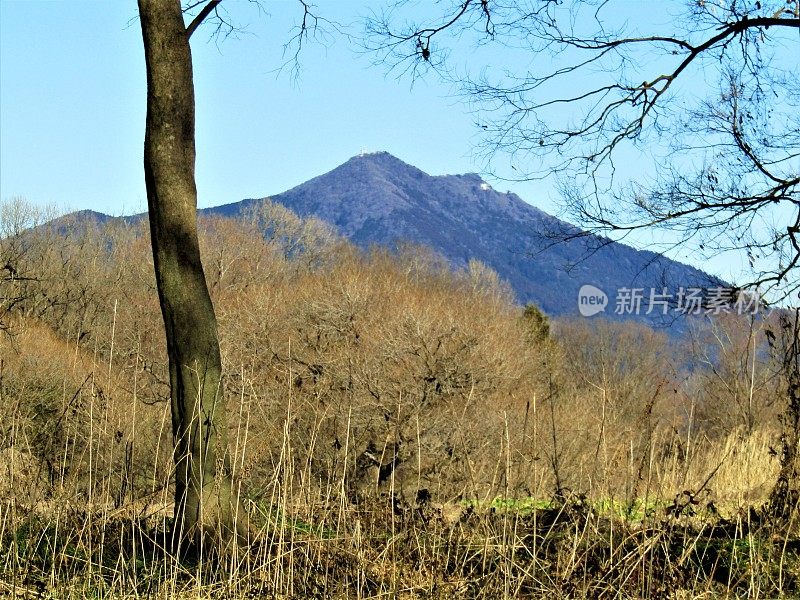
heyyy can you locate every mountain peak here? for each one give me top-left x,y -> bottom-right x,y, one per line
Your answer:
352,150 -> 399,161
194,153 -> 722,320
348,153 -> 492,188
354,150 -> 391,158
344,150 -> 428,176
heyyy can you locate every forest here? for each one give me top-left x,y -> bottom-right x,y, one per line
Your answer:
1,198 -> 796,598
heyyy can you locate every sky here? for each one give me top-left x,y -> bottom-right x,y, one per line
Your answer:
0,0 -> 791,290
1,1 -> 489,215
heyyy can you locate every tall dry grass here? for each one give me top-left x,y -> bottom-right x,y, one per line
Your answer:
0,198 -> 796,598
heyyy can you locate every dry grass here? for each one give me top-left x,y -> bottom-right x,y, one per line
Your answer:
0,199 -> 797,598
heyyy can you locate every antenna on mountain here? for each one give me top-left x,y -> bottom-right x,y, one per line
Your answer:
359,147 -> 366,157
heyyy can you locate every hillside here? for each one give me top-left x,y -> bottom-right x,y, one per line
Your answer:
1,193 -> 789,598
48,152 -> 723,321
205,152 -> 722,319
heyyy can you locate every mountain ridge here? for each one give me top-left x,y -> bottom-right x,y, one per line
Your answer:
60,151 -> 723,321
202,151 -> 721,319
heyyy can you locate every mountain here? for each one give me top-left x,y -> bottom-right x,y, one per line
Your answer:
203,151 -> 722,321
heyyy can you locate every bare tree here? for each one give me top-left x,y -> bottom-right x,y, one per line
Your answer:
365,0 -> 800,300
366,0 -> 800,524
0,199 -> 54,333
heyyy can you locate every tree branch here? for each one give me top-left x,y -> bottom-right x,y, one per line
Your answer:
186,0 -> 221,39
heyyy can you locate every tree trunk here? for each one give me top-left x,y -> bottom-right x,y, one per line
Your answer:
138,0 -> 243,557
769,308 -> 800,525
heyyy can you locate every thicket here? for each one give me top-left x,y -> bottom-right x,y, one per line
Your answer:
0,197 -> 796,598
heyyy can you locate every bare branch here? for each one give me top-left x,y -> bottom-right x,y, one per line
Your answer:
365,0 -> 800,301
278,0 -> 348,80
186,0 -> 220,39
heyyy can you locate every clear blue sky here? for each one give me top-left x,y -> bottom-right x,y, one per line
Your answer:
1,1 -> 492,215
0,0 -> 780,287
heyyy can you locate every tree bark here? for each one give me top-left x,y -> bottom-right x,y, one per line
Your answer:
138,0 -> 243,557
769,308 -> 800,525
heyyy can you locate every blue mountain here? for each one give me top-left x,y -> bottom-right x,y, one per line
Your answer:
203,152 -> 722,320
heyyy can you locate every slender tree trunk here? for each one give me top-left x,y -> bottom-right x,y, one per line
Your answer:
138,0 -> 242,557
769,308 -> 800,524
